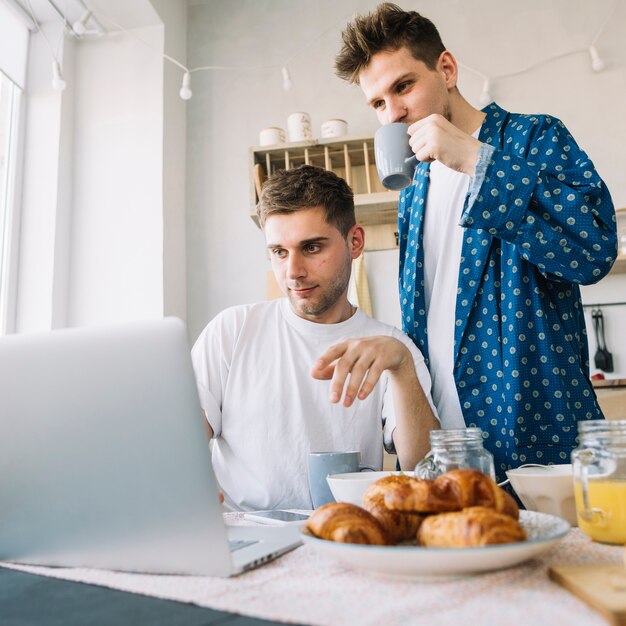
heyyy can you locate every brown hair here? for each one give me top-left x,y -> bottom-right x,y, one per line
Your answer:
335,2 -> 446,84
256,165 -> 355,237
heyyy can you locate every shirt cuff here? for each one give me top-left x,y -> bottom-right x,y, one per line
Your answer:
466,143 -> 496,210
196,382 -> 222,436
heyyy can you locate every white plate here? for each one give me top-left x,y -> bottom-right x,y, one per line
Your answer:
301,510 -> 570,579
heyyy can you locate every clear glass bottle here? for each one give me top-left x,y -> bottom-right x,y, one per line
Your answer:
414,428 -> 495,480
572,419 -> 626,544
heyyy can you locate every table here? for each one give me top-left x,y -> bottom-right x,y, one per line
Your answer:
1,516 -> 623,626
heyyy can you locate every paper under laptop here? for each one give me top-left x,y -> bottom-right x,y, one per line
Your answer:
0,317 -> 301,576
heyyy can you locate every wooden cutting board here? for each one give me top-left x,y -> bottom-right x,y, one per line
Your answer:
549,564 -> 626,625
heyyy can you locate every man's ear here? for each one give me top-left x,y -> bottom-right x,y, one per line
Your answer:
348,224 -> 365,260
437,50 -> 458,90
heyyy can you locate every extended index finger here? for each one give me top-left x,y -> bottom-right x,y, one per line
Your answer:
310,341 -> 349,379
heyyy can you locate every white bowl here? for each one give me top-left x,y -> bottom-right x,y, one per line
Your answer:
505,464 -> 577,525
326,471 -> 412,506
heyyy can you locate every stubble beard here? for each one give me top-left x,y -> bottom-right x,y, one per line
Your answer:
289,257 -> 352,319
443,101 -> 452,123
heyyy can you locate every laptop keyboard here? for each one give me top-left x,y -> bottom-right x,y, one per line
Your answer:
229,539 -> 258,552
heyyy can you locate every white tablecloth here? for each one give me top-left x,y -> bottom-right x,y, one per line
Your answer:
1,514 -> 623,626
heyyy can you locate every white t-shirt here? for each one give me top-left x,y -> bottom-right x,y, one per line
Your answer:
191,298 -> 435,511
423,158 -> 471,429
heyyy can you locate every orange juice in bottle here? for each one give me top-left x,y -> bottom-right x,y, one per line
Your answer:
572,419 -> 626,545
574,479 -> 626,544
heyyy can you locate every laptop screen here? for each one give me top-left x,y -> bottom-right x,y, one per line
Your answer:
0,318 -> 234,575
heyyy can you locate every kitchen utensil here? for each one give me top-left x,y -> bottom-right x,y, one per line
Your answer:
592,308 -> 614,372
253,164 -> 266,201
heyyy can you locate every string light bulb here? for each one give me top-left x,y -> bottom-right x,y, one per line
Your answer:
589,45 -> 605,72
179,71 -> 192,100
51,60 -> 66,91
72,11 -> 91,36
281,66 -> 292,91
479,78 -> 492,106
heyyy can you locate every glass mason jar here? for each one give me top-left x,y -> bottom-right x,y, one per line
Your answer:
414,428 -> 496,480
572,419 -> 626,544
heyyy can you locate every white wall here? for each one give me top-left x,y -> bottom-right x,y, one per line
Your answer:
185,0 -> 626,379
66,26 -> 164,327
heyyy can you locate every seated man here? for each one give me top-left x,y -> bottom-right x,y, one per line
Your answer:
191,165 -> 438,511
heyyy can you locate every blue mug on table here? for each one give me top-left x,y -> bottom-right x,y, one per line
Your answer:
307,451 -> 375,509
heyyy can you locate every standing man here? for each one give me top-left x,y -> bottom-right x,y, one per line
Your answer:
191,165 -> 437,511
335,3 -> 616,480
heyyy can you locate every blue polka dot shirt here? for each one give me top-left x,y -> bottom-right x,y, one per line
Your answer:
398,103 -> 617,482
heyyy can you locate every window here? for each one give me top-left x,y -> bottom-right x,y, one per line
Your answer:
0,71 -> 23,333
0,0 -> 29,334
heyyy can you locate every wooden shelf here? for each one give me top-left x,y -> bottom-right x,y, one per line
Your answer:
249,135 -> 400,236
354,191 -> 399,226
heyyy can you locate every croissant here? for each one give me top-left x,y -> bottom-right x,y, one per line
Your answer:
417,506 -> 527,547
362,475 -> 423,543
305,502 -> 389,545
384,469 -> 519,519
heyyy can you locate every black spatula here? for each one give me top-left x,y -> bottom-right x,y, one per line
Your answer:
592,308 -> 613,372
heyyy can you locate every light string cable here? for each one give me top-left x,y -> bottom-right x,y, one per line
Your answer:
75,4 -> 355,100
82,4 -> 272,100
24,0 -> 69,91
458,0 -> 618,105
75,4 -> 198,99
36,2 -> 616,102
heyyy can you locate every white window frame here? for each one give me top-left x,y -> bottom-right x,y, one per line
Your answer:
0,74 -> 25,334
0,0 -> 31,334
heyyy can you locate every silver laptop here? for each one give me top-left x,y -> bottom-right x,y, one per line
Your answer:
0,317 -> 301,576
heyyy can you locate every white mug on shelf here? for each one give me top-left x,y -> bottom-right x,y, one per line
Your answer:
287,112 -> 313,142
321,118 -> 348,138
258,127 -> 285,147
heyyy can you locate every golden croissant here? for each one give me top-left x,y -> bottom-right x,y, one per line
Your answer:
305,502 -> 389,545
383,469 -> 519,519
362,475 -> 423,543
417,506 -> 527,547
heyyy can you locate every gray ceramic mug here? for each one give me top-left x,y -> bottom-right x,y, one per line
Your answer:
307,451 -> 375,509
374,122 -> 418,190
